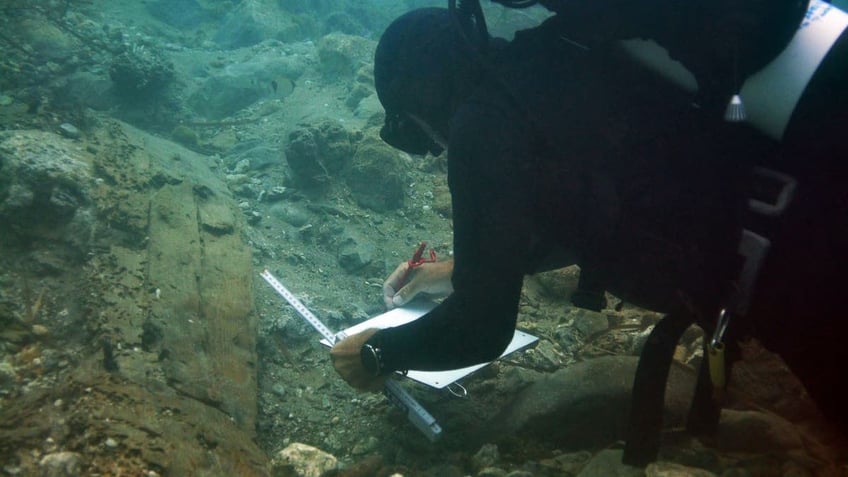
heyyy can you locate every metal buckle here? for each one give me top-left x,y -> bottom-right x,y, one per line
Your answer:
447,382 -> 467,398
710,308 -> 730,349
748,166 -> 796,217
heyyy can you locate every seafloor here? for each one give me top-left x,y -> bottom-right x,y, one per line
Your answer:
1,1 -> 846,476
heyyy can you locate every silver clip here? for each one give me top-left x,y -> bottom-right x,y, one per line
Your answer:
447,382 -> 467,398
711,308 -> 730,349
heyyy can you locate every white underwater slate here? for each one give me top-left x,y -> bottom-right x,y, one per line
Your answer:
321,298 -> 538,389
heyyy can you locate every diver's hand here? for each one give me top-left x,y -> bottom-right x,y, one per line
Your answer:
330,328 -> 387,392
383,259 -> 454,309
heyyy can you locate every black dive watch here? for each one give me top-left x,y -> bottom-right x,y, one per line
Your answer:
360,343 -> 386,377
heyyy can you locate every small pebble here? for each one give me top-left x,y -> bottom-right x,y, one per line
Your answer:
39,452 -> 81,475
267,186 -> 287,201
351,436 -> 378,455
58,123 -> 81,139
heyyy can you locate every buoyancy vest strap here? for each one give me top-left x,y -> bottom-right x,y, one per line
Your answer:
685,341 -> 726,437
622,311 -> 695,466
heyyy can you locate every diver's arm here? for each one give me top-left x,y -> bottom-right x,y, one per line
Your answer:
366,104 -> 535,372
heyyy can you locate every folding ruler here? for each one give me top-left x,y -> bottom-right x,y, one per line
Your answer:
261,269 -> 539,441
261,269 -> 442,441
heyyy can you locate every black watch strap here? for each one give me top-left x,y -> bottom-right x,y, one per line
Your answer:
360,343 -> 385,377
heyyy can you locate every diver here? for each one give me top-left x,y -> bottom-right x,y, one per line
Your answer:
330,0 -> 848,460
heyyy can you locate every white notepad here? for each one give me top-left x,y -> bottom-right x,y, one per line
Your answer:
321,298 -> 538,389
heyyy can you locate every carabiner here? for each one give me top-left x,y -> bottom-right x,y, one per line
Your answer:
710,308 -> 730,349
447,382 -> 467,398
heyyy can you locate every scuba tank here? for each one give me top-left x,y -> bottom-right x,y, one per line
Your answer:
616,0 -> 848,141
482,0 -> 848,141
739,0 -> 848,140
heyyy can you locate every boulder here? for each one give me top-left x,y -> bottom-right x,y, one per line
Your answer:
285,119 -> 354,187
18,18 -> 79,62
214,0 -> 304,48
146,0 -> 210,29
109,44 -> 175,97
269,443 -> 338,477
317,32 -> 375,79
575,450 -> 644,477
715,409 -> 803,453
337,227 -> 377,274
56,72 -> 117,111
483,355 -> 696,450
0,130 -> 93,255
645,461 -> 717,477
39,451 -> 82,477
188,48 -> 306,119
345,134 -> 406,211
0,119 -> 267,476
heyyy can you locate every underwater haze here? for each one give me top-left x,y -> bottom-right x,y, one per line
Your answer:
1,1 -> 846,476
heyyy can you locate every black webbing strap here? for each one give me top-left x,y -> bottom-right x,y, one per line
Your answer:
685,340 -> 726,437
686,343 -> 721,436
622,311 -> 695,466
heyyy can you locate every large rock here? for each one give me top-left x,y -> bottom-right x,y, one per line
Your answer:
0,130 -> 94,256
483,355 -> 696,450
188,46 -> 307,119
715,409 -> 803,453
102,121 -> 264,472
345,134 -> 406,212
0,119 -> 267,476
39,451 -> 83,477
269,442 -> 338,477
645,461 -> 717,477
214,0 -> 305,48
575,450 -> 644,477
56,72 -> 117,111
729,341 -> 821,422
17,18 -> 79,62
285,119 -> 355,187
146,0 -> 210,29
337,227 -> 377,274
109,45 -> 175,98
317,32 -> 375,79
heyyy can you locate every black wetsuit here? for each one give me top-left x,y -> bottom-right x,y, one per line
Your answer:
371,14 -> 848,433
744,23 -> 848,433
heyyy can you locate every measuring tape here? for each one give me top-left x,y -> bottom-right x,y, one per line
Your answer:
260,269 -> 443,441
260,269 -> 342,344
384,379 -> 442,440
